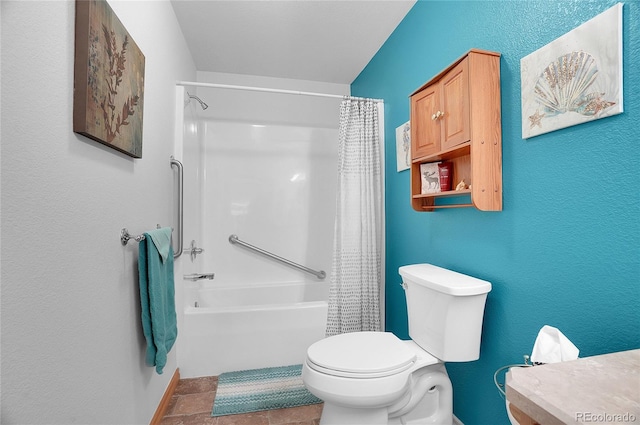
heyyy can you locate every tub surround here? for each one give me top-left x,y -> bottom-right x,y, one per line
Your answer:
176,101 -> 338,380
506,349 -> 640,424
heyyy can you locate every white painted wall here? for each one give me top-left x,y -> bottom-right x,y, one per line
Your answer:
1,1 -> 196,423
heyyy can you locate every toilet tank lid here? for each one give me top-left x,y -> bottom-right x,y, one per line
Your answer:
399,264 -> 492,296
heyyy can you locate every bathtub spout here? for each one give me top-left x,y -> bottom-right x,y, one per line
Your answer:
183,273 -> 215,281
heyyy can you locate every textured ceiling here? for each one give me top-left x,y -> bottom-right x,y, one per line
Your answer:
170,0 -> 416,84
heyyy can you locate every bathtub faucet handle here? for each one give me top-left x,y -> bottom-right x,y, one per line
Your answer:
183,240 -> 205,262
183,273 -> 215,282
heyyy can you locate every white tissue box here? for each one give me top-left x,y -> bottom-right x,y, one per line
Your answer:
530,325 -> 579,364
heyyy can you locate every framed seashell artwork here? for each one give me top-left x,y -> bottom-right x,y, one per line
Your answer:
520,3 -> 623,139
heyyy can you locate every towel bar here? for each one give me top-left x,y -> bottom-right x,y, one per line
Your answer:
121,225 -> 169,246
121,228 -> 145,245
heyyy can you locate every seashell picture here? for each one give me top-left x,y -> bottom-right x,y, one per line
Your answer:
521,3 -> 623,139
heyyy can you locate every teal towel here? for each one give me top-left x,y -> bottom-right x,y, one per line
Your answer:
138,232 -> 177,374
147,227 -> 172,263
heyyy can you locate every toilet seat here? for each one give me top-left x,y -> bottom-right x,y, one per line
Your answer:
306,332 -> 417,378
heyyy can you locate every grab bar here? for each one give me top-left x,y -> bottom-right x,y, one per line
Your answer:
228,234 -> 326,280
170,157 -> 184,259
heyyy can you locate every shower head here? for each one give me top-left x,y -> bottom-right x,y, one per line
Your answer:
187,92 -> 209,110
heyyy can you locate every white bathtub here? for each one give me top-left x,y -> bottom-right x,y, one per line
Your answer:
180,281 -> 328,378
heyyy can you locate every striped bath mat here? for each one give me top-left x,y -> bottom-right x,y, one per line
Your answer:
211,364 -> 322,417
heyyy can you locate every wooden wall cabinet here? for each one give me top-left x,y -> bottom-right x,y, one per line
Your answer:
410,49 -> 502,212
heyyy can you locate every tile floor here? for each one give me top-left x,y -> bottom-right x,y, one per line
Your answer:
160,376 -> 323,425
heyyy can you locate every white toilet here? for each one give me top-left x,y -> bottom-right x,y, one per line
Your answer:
302,263 -> 492,425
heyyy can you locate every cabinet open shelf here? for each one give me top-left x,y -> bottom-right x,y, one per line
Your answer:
412,190 -> 473,210
413,188 -> 472,199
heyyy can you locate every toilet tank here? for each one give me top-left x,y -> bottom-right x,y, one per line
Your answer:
399,264 -> 492,362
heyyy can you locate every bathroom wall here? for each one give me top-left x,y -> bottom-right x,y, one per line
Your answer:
1,1 -> 196,423
351,1 -> 639,423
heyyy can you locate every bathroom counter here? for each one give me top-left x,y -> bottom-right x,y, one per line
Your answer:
506,349 -> 640,425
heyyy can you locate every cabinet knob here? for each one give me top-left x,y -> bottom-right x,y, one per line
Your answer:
431,113 -> 438,121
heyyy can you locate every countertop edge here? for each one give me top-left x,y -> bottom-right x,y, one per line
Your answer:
505,349 -> 640,425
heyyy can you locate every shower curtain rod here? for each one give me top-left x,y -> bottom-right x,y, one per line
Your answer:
176,81 -> 383,103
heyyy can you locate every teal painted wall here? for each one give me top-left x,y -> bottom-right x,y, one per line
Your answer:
352,1 -> 639,423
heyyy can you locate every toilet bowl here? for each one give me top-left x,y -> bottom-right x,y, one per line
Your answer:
302,264 -> 492,425
302,332 -> 453,425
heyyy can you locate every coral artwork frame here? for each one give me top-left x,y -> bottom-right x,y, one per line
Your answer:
396,121 -> 411,172
520,3 -> 623,139
73,0 -> 145,158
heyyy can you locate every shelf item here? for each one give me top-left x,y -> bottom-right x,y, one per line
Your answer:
409,49 -> 502,212
438,162 -> 453,191
420,162 -> 441,194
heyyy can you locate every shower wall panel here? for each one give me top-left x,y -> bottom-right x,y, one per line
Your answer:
199,120 -> 337,286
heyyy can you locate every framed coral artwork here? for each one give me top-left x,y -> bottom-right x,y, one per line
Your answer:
73,0 -> 145,158
520,3 -> 623,139
395,121 -> 411,172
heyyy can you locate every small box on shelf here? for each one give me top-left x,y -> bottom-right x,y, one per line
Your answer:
420,162 -> 441,194
438,162 -> 453,192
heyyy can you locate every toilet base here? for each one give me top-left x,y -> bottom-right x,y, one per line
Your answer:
316,366 -> 453,425
319,401 -> 454,425
320,404 -> 389,425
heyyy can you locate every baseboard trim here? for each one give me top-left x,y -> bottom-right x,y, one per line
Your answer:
150,368 -> 180,425
453,414 -> 464,425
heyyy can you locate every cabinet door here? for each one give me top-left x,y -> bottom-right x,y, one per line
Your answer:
411,85 -> 440,159
440,58 -> 470,150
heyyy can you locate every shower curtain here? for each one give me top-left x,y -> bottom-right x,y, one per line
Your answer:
326,98 -> 382,336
